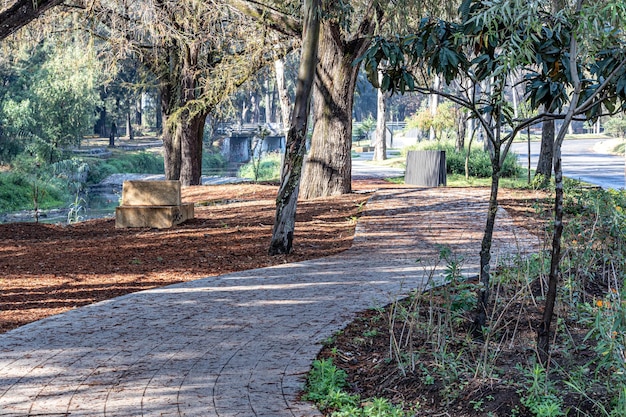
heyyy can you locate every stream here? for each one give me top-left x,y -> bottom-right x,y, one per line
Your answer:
1,173 -> 248,224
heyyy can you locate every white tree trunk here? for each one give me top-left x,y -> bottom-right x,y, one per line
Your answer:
274,59 -> 291,134
373,71 -> 387,161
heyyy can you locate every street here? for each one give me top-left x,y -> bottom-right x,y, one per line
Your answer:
511,139 -> 625,190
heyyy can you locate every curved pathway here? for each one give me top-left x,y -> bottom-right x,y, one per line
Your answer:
0,188 -> 538,417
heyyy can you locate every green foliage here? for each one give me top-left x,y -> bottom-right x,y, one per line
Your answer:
604,115 -> 626,138
238,152 -> 281,182
1,41 -> 101,164
303,358 -> 407,416
201,151 -> 227,175
353,116 -> 376,143
403,141 -> 519,178
86,152 -> 164,184
518,363 -> 564,417
0,170 -> 65,213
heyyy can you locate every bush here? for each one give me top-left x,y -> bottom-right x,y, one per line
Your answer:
238,152 -> 281,182
402,141 -> 519,178
86,151 -> 164,184
0,171 -> 66,212
202,151 -> 227,175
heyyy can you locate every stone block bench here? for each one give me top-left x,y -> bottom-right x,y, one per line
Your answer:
115,180 -> 194,228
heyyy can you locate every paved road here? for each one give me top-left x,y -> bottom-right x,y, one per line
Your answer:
0,188 -> 538,417
351,151 -> 404,180
511,139 -> 626,190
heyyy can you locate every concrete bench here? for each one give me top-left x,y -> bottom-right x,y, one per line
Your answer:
115,180 -> 194,228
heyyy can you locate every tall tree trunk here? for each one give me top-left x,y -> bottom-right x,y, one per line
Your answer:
126,111 -> 134,140
178,42 -> 204,186
429,75 -> 440,141
269,0 -> 320,255
264,78 -> 272,124
179,112 -> 205,186
275,58 -> 291,133
299,23 -> 363,198
160,42 -> 205,185
160,83 -> 181,181
455,107 -> 466,152
535,110 -> 554,185
373,72 -> 387,161
537,9 -> 580,365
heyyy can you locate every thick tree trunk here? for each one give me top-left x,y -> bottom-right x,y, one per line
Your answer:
535,113 -> 554,185
160,42 -> 205,185
179,113 -> 205,185
300,20 -> 364,199
373,74 -> 387,161
178,42 -> 204,186
269,0 -> 320,255
160,84 -> 181,181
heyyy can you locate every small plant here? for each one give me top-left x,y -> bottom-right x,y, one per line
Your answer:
518,363 -> 564,417
303,358 -> 407,416
67,195 -> 86,224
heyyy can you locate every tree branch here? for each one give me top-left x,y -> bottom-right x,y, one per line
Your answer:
0,0 -> 64,40
225,0 -> 301,38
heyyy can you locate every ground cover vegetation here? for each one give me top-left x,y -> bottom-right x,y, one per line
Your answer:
307,181 -> 626,417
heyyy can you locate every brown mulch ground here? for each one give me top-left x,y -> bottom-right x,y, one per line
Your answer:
0,181 -> 549,334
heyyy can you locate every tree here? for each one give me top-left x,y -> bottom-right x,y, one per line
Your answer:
269,0 -> 321,255
1,41 -> 101,163
361,0 -> 626,362
373,71 -> 388,161
89,0 -> 293,185
533,0 -> 567,186
298,0 -> 383,198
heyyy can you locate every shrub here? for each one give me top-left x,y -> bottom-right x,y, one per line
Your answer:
86,151 -> 164,184
0,171 -> 66,212
238,152 -> 281,182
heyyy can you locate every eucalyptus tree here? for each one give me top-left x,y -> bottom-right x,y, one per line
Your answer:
361,0 -> 626,362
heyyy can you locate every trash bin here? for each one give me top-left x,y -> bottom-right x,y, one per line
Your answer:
404,150 -> 447,187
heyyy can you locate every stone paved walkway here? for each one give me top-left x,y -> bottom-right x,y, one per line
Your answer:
0,188 -> 539,416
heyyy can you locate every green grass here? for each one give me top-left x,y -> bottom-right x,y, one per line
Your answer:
238,153 -> 282,182
0,172 -> 67,212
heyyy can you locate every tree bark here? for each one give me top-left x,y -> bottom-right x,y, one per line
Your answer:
455,107 -> 466,152
373,72 -> 387,161
0,0 -> 62,40
473,156 -> 501,334
275,58 -> 291,132
178,42 -> 204,185
300,5 -> 377,199
158,42 -> 205,185
160,81 -> 181,181
535,112 -> 554,185
537,2 -> 581,364
269,0 -> 320,255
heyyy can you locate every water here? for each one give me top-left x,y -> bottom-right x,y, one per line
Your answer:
1,174 -> 250,224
